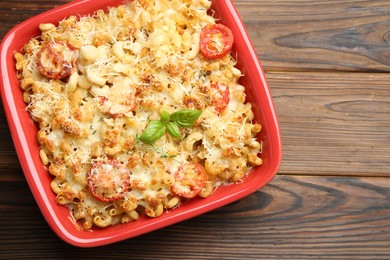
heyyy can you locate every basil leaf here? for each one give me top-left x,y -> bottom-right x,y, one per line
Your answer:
166,122 -> 182,139
138,120 -> 166,144
160,110 -> 171,124
170,109 -> 202,128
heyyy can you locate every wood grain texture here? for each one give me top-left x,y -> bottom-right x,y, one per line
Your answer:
0,0 -> 390,258
0,99 -> 25,181
0,1 -> 70,39
2,72 -> 388,180
268,71 -> 390,176
1,175 -> 390,259
1,1 -> 389,72
233,0 -> 390,72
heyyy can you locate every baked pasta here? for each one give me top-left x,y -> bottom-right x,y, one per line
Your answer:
14,0 -> 263,230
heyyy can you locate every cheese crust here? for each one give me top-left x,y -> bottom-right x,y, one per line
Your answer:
15,0 -> 262,229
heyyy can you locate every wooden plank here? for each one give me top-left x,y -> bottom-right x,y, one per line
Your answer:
233,0 -> 390,72
1,175 -> 390,259
0,1 -> 70,39
2,71 -> 389,181
0,0 -> 387,258
1,1 -> 390,72
0,100 -> 25,182
268,71 -> 390,176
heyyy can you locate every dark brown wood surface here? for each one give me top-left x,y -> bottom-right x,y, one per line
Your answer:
1,0 -> 390,259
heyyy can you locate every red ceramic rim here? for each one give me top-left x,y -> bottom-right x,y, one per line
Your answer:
0,0 -> 282,247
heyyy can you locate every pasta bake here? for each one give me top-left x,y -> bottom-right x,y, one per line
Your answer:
14,0 -> 263,230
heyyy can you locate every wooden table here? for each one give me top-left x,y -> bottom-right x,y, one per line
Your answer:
1,0 -> 389,259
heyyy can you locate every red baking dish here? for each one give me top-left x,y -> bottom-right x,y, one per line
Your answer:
0,0 -> 282,247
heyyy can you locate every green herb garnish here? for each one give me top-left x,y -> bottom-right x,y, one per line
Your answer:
138,109 -> 202,144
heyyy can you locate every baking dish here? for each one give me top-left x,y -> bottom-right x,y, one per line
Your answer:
0,0 -> 282,247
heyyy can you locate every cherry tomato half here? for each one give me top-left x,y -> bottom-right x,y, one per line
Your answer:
88,160 -> 131,202
37,41 -> 76,79
200,23 -> 234,60
210,81 -> 230,114
172,163 -> 208,199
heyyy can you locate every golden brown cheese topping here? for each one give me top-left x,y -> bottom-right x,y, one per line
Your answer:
15,0 -> 263,230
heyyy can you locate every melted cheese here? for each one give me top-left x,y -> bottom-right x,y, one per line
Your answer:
15,0 -> 263,229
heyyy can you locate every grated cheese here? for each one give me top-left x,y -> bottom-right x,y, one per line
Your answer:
15,0 -> 263,229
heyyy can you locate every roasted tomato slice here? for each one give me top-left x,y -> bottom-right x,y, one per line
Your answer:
88,160 -> 130,202
37,41 -> 76,79
172,163 -> 208,199
210,81 -> 230,113
200,23 -> 234,60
